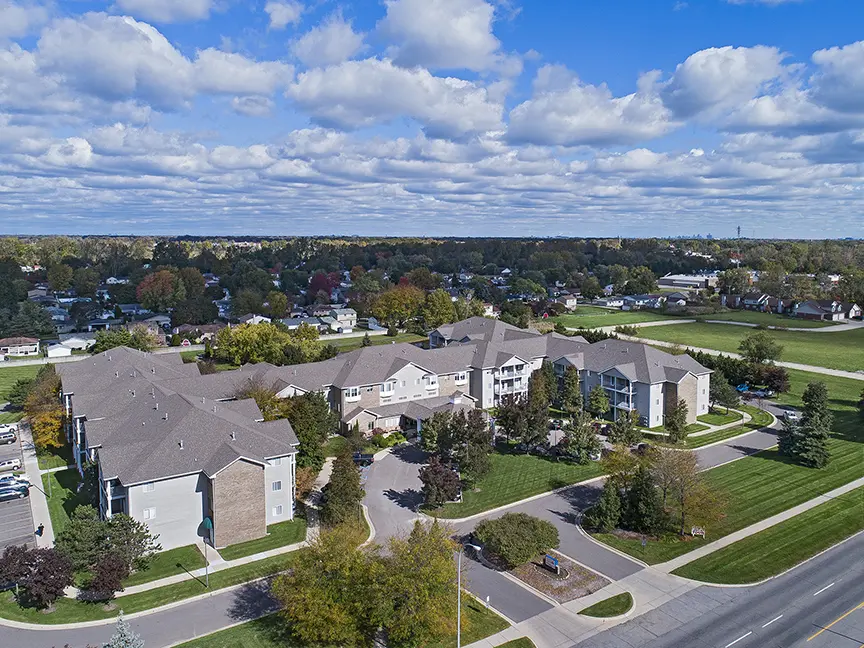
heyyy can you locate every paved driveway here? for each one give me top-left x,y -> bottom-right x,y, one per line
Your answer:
0,427 -> 34,550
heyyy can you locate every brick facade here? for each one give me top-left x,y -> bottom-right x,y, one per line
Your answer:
211,459 -> 267,548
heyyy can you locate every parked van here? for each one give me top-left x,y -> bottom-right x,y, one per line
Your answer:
0,431 -> 16,445
0,458 -> 21,473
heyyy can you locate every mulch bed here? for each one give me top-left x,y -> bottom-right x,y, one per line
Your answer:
510,552 -> 610,603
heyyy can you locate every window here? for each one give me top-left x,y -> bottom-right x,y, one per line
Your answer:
381,381 -> 395,395
455,371 -> 467,384
272,481 -> 282,492
345,387 -> 360,402
142,482 -> 155,493
272,457 -> 282,466
424,375 -> 438,389
367,421 -> 374,430
273,505 -> 283,517
143,508 -> 155,520
401,380 -> 406,387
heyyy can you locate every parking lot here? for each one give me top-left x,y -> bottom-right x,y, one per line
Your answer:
0,424 -> 35,551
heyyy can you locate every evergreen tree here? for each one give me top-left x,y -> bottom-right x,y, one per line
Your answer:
709,370 -> 740,414
559,366 -> 583,416
624,466 -> 667,534
322,451 -> 365,526
420,411 -> 450,454
587,385 -> 610,418
796,382 -> 833,468
103,613 -> 144,648
608,410 -> 641,446
361,332 -> 371,347
583,480 -> 621,532
539,361 -> 558,404
561,410 -> 601,463
664,399 -> 689,444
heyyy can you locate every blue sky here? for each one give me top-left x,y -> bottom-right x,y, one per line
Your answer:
0,0 -> 863,238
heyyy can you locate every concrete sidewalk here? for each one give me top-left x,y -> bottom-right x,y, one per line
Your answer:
19,422 -> 53,548
655,474 -> 864,574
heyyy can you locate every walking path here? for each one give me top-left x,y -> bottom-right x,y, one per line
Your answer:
642,408 -> 751,440
621,334 -> 864,381
19,422 -> 53,548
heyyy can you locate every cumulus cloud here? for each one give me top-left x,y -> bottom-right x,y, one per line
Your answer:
113,0 -> 214,23
286,58 -> 503,138
290,13 -> 365,67
231,96 -> 275,117
507,65 -> 675,146
265,1 -> 303,29
377,0 -> 516,73
811,41 -> 864,113
0,1 -> 49,40
661,45 -> 786,118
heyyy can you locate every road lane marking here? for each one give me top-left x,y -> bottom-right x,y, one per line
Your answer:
807,601 -> 864,641
813,583 -> 835,596
762,615 -> 783,628
725,631 -> 752,647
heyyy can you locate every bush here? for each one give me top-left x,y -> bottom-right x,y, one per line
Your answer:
372,433 -> 395,448
387,325 -> 399,337
474,513 -> 559,569
614,325 -> 639,336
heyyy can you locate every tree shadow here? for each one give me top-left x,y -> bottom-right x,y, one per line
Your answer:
384,488 -> 423,511
390,443 -> 428,465
226,578 -> 280,622
548,510 -> 581,527
555,482 -> 604,512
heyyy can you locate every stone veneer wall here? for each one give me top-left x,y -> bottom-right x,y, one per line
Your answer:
211,459 -> 266,548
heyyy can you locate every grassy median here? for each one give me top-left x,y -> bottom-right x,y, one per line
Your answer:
579,592 -> 634,617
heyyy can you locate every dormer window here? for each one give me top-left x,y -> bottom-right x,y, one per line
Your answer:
345,387 -> 361,402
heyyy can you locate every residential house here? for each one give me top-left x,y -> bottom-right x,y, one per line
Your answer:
172,323 -> 226,342
482,303 -> 500,318
87,318 -> 122,332
59,332 -> 97,350
720,294 -> 743,309
143,314 -> 172,329
593,297 -> 625,308
118,304 -> 149,317
236,314 -> 271,326
555,295 -> 579,311
741,293 -> 770,311
0,337 -> 40,357
46,343 -> 73,358
329,308 -> 357,332
621,294 -> 666,311
105,277 -> 129,285
793,300 -> 861,321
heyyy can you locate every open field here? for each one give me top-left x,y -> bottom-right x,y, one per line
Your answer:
172,596 -> 508,648
673,486 -> 864,584
702,311 -> 837,328
635,323 -> 864,372
593,369 -> 863,563
0,364 -> 39,401
436,445 -> 604,518
551,309 -> 673,330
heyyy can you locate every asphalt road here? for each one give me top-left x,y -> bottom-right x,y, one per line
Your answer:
579,532 -> 864,648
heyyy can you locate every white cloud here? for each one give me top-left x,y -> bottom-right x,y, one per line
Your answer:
507,65 -> 675,146
661,46 -> 786,118
811,41 -> 864,113
290,13 -> 365,67
194,49 -> 293,95
0,1 -> 49,40
377,0 -> 515,73
113,0 -> 214,23
265,1 -> 303,30
286,58 -> 503,138
231,96 -> 275,117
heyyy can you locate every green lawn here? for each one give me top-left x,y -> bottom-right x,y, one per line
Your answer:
123,545 -> 208,587
499,639 -> 537,648
593,370 -> 863,564
172,596 -> 508,648
41,468 -> 90,535
37,442 -> 74,470
327,333 -> 427,353
552,310 -> 674,330
0,551 -> 301,624
697,409 -> 744,426
0,364 -> 39,401
220,517 -> 308,561
673,486 -> 864,584
642,422 -> 710,436
635,323 -> 864,372
703,311 -> 836,328
0,412 -> 22,424
324,435 -> 349,457
436,446 -> 604,518
649,405 -> 773,450
579,592 -> 633,617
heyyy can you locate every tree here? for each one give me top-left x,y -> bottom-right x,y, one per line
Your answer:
103,612 -> 145,648
214,322 -> 323,366
581,276 -> 603,300
494,393 -> 528,442
73,267 -> 100,297
47,264 -> 73,291
177,267 -> 205,299
587,385 -> 610,418
381,520 -> 459,647
738,330 -> 783,364
419,457 -> 461,508
717,268 -> 750,294
422,289 -> 457,329
796,382 -> 833,468
458,410 -> 493,485
759,365 -> 791,394
91,327 -> 158,354
420,411 -> 449,454
88,552 -> 130,602
16,548 -> 74,609
6,378 -> 33,410
231,288 -> 265,318
521,374 -> 550,450
561,410 -> 601,463
623,465 -> 668,534
136,270 -> 186,311
473,513 -> 559,569
372,285 -> 424,326
24,365 -> 64,450
265,290 -> 288,319
649,447 -> 690,510
582,480 -> 622,532
608,410 -> 641,446
361,332 -> 371,347
55,505 -> 105,572
559,366 -> 582,416
105,514 -> 162,573
709,370 -> 739,414
277,392 -> 337,471
667,452 -> 726,536
322,451 -> 365,526
600,443 -> 641,494
664,399 -> 689,444
0,545 -> 30,585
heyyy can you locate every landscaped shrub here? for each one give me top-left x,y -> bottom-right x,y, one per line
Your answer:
474,513 -> 559,569
614,325 -> 639,336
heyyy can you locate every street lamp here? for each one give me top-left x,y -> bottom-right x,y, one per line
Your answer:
457,542 -> 482,648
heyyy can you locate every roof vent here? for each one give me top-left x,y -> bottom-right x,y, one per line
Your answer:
202,397 -> 206,404
178,439 -> 183,449
115,371 -> 119,378
130,389 -> 136,397
163,412 -> 168,421
142,421 -> 146,426
213,405 -> 217,413
230,431 -> 236,441
154,402 -> 158,410
151,367 -> 155,374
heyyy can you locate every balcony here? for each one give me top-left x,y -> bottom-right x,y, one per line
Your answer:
496,366 -> 527,380
602,377 -> 633,393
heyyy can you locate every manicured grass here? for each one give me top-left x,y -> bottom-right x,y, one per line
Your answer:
220,517 -> 308,561
0,364 -> 39,401
499,639 -> 537,648
436,446 -> 604,518
635,323 -> 864,372
697,409 -> 743,426
37,442 -> 74,470
552,310 -> 674,330
0,551 -> 301,624
0,411 -> 22,424
593,370 -> 863,564
703,311 -> 836,328
173,595 -> 508,648
642,422 -> 710,436
324,435 -> 348,457
327,333 -> 426,353
673,486 -> 864,584
122,544 -> 208,587
579,592 -> 634,617
650,405 -> 772,450
41,468 -> 90,535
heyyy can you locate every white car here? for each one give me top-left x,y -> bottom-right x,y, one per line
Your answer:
0,458 -> 21,473
783,411 -> 800,423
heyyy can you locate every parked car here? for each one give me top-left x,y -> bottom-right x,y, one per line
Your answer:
0,431 -> 16,445
632,442 -> 653,456
0,487 -> 28,502
783,411 -> 800,423
736,384 -> 750,393
0,474 -> 27,488
751,389 -> 776,398
0,458 -> 21,473
352,452 -> 374,467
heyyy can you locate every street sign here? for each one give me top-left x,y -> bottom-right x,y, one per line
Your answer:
544,554 -> 560,575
